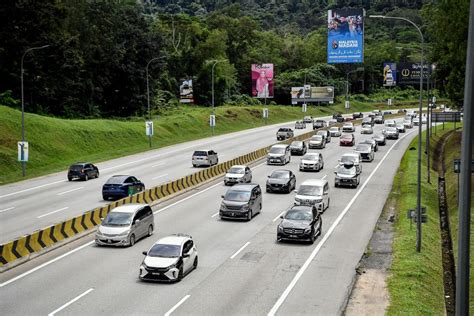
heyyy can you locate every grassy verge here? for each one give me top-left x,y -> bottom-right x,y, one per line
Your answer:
0,99 -> 423,184
386,123 -> 461,314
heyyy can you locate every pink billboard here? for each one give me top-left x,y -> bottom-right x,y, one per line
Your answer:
251,63 -> 274,98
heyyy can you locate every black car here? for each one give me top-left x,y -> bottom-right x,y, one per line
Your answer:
266,170 -> 296,193
68,162 -> 99,181
277,205 -> 322,243
102,175 -> 145,200
290,141 -> 307,155
352,112 -> 364,119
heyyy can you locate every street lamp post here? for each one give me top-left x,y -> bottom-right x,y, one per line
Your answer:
345,67 -> 364,113
211,60 -> 224,136
146,56 -> 165,148
20,44 -> 50,177
370,15 -> 424,252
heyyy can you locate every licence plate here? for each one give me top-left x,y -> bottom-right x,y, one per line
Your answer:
107,240 -> 112,243
290,235 -> 297,238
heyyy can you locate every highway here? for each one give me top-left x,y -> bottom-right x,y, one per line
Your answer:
0,116 -> 421,315
0,112 -> 370,243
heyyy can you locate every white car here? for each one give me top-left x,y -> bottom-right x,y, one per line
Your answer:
360,124 -> 373,134
384,120 -> 396,127
224,165 -> 252,185
299,153 -> 324,172
294,179 -> 330,213
403,120 -> 413,129
342,122 -> 355,133
139,234 -> 198,282
329,126 -> 341,137
421,115 -> 427,124
413,117 -> 420,126
338,152 -> 362,174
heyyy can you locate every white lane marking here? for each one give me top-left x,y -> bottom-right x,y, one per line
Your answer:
211,212 -> 219,218
0,241 -> 95,288
273,211 -> 285,222
321,174 -> 327,180
252,161 -> 267,169
37,207 -> 69,219
230,241 -> 251,259
164,294 -> 191,316
154,182 -> 222,215
152,162 -> 165,167
152,173 -> 168,180
56,187 -> 84,196
268,129 -> 417,316
48,288 -> 94,316
0,207 -> 15,213
0,180 -> 67,199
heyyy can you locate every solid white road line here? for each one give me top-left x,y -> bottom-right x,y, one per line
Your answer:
267,129 -> 417,316
230,241 -> 251,259
164,294 -> 191,316
0,180 -> 67,199
211,212 -> 219,218
321,174 -> 327,180
0,241 -> 95,288
273,211 -> 285,222
152,162 -> 165,167
37,207 -> 69,219
0,207 -> 15,213
56,187 -> 83,196
152,173 -> 168,180
48,288 -> 94,316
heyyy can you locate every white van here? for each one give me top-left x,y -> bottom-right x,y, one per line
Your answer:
294,179 -> 330,213
267,144 -> 291,165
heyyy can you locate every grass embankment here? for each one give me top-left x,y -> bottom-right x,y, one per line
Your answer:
387,123 -> 462,315
0,100 -> 419,184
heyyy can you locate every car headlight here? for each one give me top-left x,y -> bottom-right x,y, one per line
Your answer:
277,225 -> 284,232
241,205 -> 249,211
304,227 -> 312,234
117,230 -> 130,237
314,199 -> 323,204
220,203 -> 226,211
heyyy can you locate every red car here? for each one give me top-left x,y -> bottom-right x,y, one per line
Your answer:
340,133 -> 355,146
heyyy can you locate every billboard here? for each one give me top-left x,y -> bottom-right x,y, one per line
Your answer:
291,86 -> 334,103
251,64 -> 274,98
179,78 -> 193,103
398,62 -> 431,85
327,8 -> 364,63
383,63 -> 397,86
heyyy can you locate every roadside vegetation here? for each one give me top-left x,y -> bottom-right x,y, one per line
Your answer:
386,123 -> 464,314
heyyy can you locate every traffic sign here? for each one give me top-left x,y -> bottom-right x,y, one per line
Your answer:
388,98 -> 392,106
345,101 -> 350,109
18,141 -> 29,162
210,114 -> 216,127
302,103 -> 307,113
145,121 -> 154,136
263,108 -> 269,119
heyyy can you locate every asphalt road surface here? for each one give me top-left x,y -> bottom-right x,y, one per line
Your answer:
1,116 -> 423,315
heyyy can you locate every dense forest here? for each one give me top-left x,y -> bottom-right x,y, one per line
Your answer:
0,0 -> 469,117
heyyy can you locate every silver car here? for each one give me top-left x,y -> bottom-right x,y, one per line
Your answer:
95,204 -> 154,247
360,124 -> 373,134
224,165 -> 252,185
308,135 -> 326,149
192,150 -> 218,167
354,143 -> 375,162
299,153 -> 324,172
329,126 -> 341,137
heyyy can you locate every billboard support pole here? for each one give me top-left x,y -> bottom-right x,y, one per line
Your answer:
426,70 -> 431,184
370,15 -> 424,253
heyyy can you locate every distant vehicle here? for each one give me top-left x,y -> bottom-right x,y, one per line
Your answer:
224,165 -> 252,186
338,152 -> 362,174
96,204 -> 154,247
362,117 -> 374,126
403,119 -> 413,129
299,152 -> 324,172
352,112 -> 364,119
345,117 -> 355,122
328,119 -> 338,126
383,111 -> 392,115
295,121 -> 306,129
384,119 -> 396,127
290,141 -> 307,155
342,122 -> 355,133
340,133 -> 355,146
267,144 -> 291,165
421,115 -> 427,124
399,109 -> 407,114
219,183 -> 262,221
276,127 -> 294,141
360,124 -> 374,134
383,127 -> 399,140
313,120 -> 327,130
266,169 -> 296,193
303,116 -> 313,123
361,139 -> 379,152
413,117 -> 420,126
396,124 -> 406,133
373,134 -> 386,146
332,113 -> 343,121
354,143 -> 375,162
308,135 -> 326,149
139,234 -> 198,282
374,115 -> 384,124
192,150 -> 218,167
329,126 -> 341,137
68,162 -> 99,181
334,162 -> 360,188
102,175 -> 145,201
316,130 -> 331,143
294,179 -> 330,213
277,205 -> 322,244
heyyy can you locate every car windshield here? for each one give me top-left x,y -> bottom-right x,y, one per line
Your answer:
193,151 -> 207,156
387,127 -> 397,132
362,125 -> 371,129
225,190 -> 251,202
338,166 -> 356,175
298,185 -> 322,196
147,244 -> 181,258
311,135 -> 323,141
278,128 -> 289,132
330,127 -> 339,131
341,134 -> 352,140
404,120 -> 411,124
105,176 -> 126,184
285,209 -> 313,221
344,123 -> 353,127
228,167 -> 244,174
69,164 -> 84,171
101,212 -> 132,227
271,171 -> 290,179
303,154 -> 319,161
269,147 -> 285,154
341,155 -> 356,163
355,144 -> 370,151
397,124 -> 403,128
291,141 -> 302,147
374,134 -> 384,139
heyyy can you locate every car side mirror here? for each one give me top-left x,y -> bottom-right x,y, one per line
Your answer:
334,171 -> 337,174
221,195 -> 225,199
142,251 -> 147,256
267,175 -> 270,178
280,215 -> 284,219
134,219 -> 140,225
294,190 -> 298,194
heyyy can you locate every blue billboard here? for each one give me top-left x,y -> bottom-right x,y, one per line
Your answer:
327,8 -> 364,64
383,63 -> 397,86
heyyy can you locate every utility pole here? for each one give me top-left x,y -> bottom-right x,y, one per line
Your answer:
146,57 -> 165,148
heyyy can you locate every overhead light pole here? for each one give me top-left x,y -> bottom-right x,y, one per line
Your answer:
370,15 -> 424,252
146,56 -> 166,148
20,44 -> 50,177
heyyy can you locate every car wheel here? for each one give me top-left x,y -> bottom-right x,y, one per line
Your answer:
193,256 -> 198,269
335,183 -> 338,188
103,195 -> 108,201
147,225 -> 153,237
192,164 -> 196,167
68,177 -> 72,181
266,188 -> 271,193
95,171 -> 99,178
259,203 -> 262,212
129,234 -> 135,247
84,174 -> 89,181
247,210 -> 253,221
287,185 -> 291,193
310,231 -> 315,244
318,222 -> 323,236
327,198 -> 330,209
248,176 -> 252,183
178,267 -> 184,281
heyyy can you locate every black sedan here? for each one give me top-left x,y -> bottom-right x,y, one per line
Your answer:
102,175 -> 145,200
68,162 -> 99,181
266,170 -> 296,193
290,141 -> 307,155
277,206 -> 322,243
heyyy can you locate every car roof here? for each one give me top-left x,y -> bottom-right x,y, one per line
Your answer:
289,205 -> 313,212
342,152 -> 359,157
155,234 -> 191,246
109,175 -> 131,180
194,149 -> 214,152
272,144 -> 288,148
229,183 -> 259,191
300,179 -> 327,186
229,165 -> 246,169
110,203 -> 149,214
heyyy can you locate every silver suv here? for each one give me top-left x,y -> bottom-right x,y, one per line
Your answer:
192,150 -> 218,167
267,144 -> 291,165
